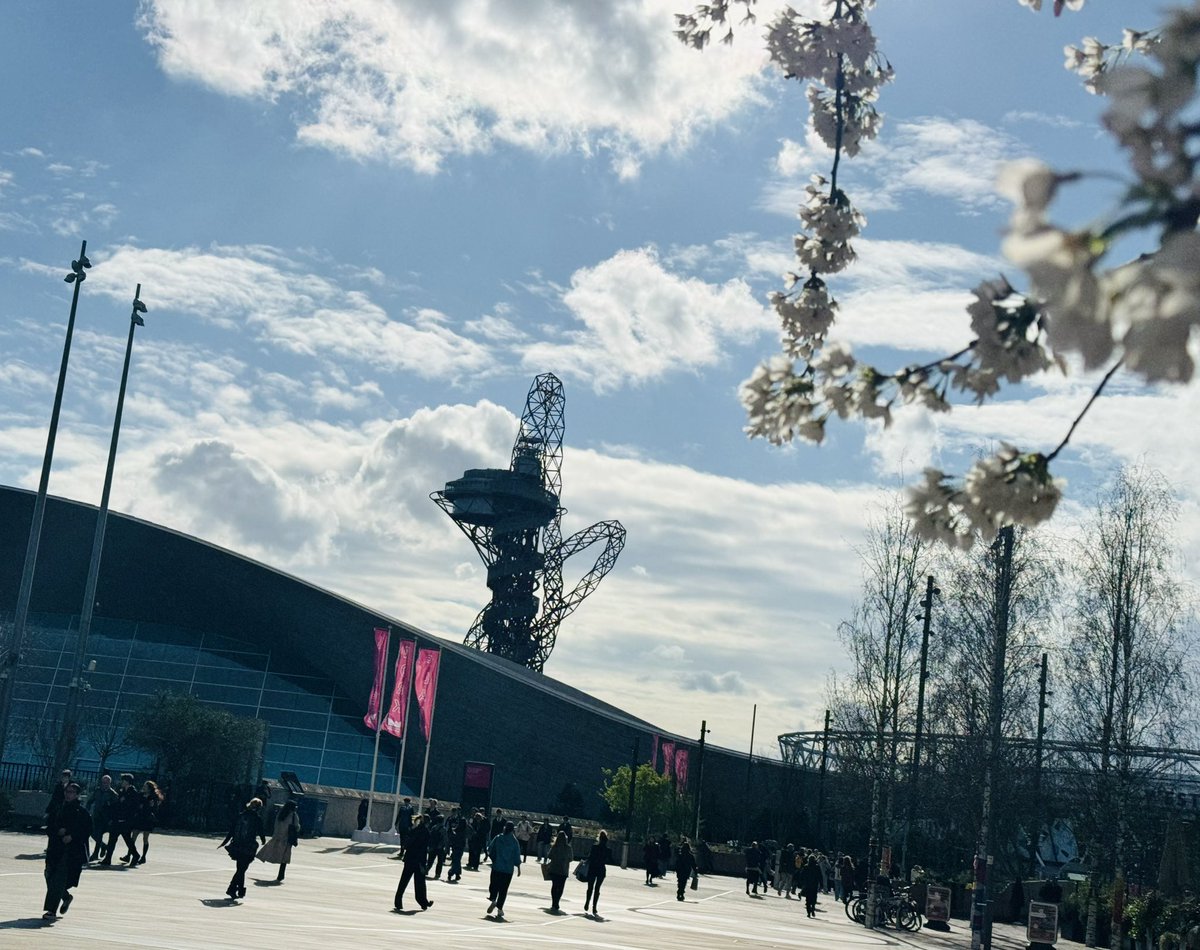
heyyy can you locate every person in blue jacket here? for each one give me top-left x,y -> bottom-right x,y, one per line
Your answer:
486,821 -> 522,919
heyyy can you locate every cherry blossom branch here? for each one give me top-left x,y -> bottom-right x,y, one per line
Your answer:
1046,359 -> 1125,463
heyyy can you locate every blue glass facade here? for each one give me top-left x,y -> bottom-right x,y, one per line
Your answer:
2,611 -> 404,792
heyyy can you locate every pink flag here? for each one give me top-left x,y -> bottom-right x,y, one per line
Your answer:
383,639 -> 416,738
414,648 -> 442,741
363,627 -> 389,731
661,740 -> 676,781
675,747 -> 690,794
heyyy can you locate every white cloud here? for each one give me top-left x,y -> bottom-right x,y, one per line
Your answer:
27,243 -> 495,380
680,670 -> 748,694
522,246 -> 773,391
762,115 -> 1033,216
138,0 -> 779,176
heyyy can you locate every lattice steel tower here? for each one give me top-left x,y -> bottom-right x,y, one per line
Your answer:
432,373 -> 626,671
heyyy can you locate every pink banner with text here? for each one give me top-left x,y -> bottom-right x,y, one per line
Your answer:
414,648 -> 442,741
363,627 -> 389,731
383,639 -> 416,738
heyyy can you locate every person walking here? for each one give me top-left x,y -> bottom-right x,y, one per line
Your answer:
100,774 -> 141,866
43,769 -> 72,833
745,841 -> 762,895
425,812 -> 447,879
467,810 -> 487,871
256,799 -> 300,883
545,830 -> 572,913
674,839 -> 697,901
393,814 -> 434,911
515,815 -> 534,862
536,818 -> 553,862
446,815 -> 466,883
839,854 -> 855,905
219,797 -> 266,900
799,853 -> 822,918
643,838 -> 659,885
486,820 -> 522,919
396,797 -> 413,853
777,843 -> 796,897
86,775 -> 117,863
583,829 -> 611,916
132,780 -> 163,866
42,782 -> 91,920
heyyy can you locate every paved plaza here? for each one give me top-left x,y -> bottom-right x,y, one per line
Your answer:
1,830 -> 1078,949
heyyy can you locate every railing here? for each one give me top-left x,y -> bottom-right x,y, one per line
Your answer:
0,761 -> 246,835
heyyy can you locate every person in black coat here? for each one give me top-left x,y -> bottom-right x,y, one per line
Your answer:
674,839 -> 697,901
218,798 -> 266,900
798,853 -> 823,918
467,810 -> 487,871
100,774 -> 141,866
43,782 -> 91,919
643,839 -> 660,885
394,814 -> 434,911
446,816 -> 466,883
584,830 -> 612,916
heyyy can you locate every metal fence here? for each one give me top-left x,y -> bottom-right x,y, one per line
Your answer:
0,761 -> 247,834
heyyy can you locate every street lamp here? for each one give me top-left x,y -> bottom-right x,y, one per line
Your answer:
0,241 -> 91,767
53,285 -> 148,776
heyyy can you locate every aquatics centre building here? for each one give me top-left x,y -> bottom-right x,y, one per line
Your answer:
0,485 -> 782,827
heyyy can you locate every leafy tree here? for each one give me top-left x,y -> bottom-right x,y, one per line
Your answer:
600,763 -> 673,837
126,691 -> 266,790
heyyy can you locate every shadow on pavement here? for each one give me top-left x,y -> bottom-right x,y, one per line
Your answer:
0,917 -> 53,929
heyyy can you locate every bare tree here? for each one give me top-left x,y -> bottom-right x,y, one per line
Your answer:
921,526 -> 1061,880
81,696 -> 134,774
830,493 -> 934,867
1060,466 -> 1194,946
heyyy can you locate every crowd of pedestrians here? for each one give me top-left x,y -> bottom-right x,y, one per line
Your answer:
37,775 -> 872,927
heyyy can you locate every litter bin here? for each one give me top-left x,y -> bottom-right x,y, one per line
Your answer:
295,797 -> 327,838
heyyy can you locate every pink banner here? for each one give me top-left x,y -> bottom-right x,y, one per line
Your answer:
660,740 -> 675,781
414,648 -> 441,741
363,627 -> 389,731
383,639 -> 416,738
675,747 -> 690,794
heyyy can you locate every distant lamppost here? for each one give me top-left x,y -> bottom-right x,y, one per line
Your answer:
53,285 -> 148,776
692,720 -> 710,842
0,242 -> 91,767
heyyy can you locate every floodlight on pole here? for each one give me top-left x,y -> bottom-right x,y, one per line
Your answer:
0,241 -> 91,767
53,284 -> 148,776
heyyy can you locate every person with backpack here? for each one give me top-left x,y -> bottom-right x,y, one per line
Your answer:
218,798 -> 266,899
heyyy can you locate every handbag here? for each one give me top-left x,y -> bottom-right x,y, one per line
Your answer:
574,859 -> 589,882
287,821 -> 299,847
541,863 -> 553,881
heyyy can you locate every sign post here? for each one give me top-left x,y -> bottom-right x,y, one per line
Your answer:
1027,901 -> 1059,947
925,884 -> 952,932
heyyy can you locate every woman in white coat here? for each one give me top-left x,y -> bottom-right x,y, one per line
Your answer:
257,799 -> 301,883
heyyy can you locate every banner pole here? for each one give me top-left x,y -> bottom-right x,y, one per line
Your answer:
416,650 -> 442,817
363,626 -> 391,833
388,640 -> 417,832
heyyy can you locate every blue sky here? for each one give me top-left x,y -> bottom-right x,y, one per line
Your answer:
2,1 -> 1194,756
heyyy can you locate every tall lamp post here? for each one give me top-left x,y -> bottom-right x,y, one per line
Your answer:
692,720 -> 710,842
901,574 -> 939,877
0,242 -> 91,767
53,285 -> 148,776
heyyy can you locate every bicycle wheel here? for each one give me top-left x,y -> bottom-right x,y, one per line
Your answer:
897,906 -> 921,931
850,896 -> 867,924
